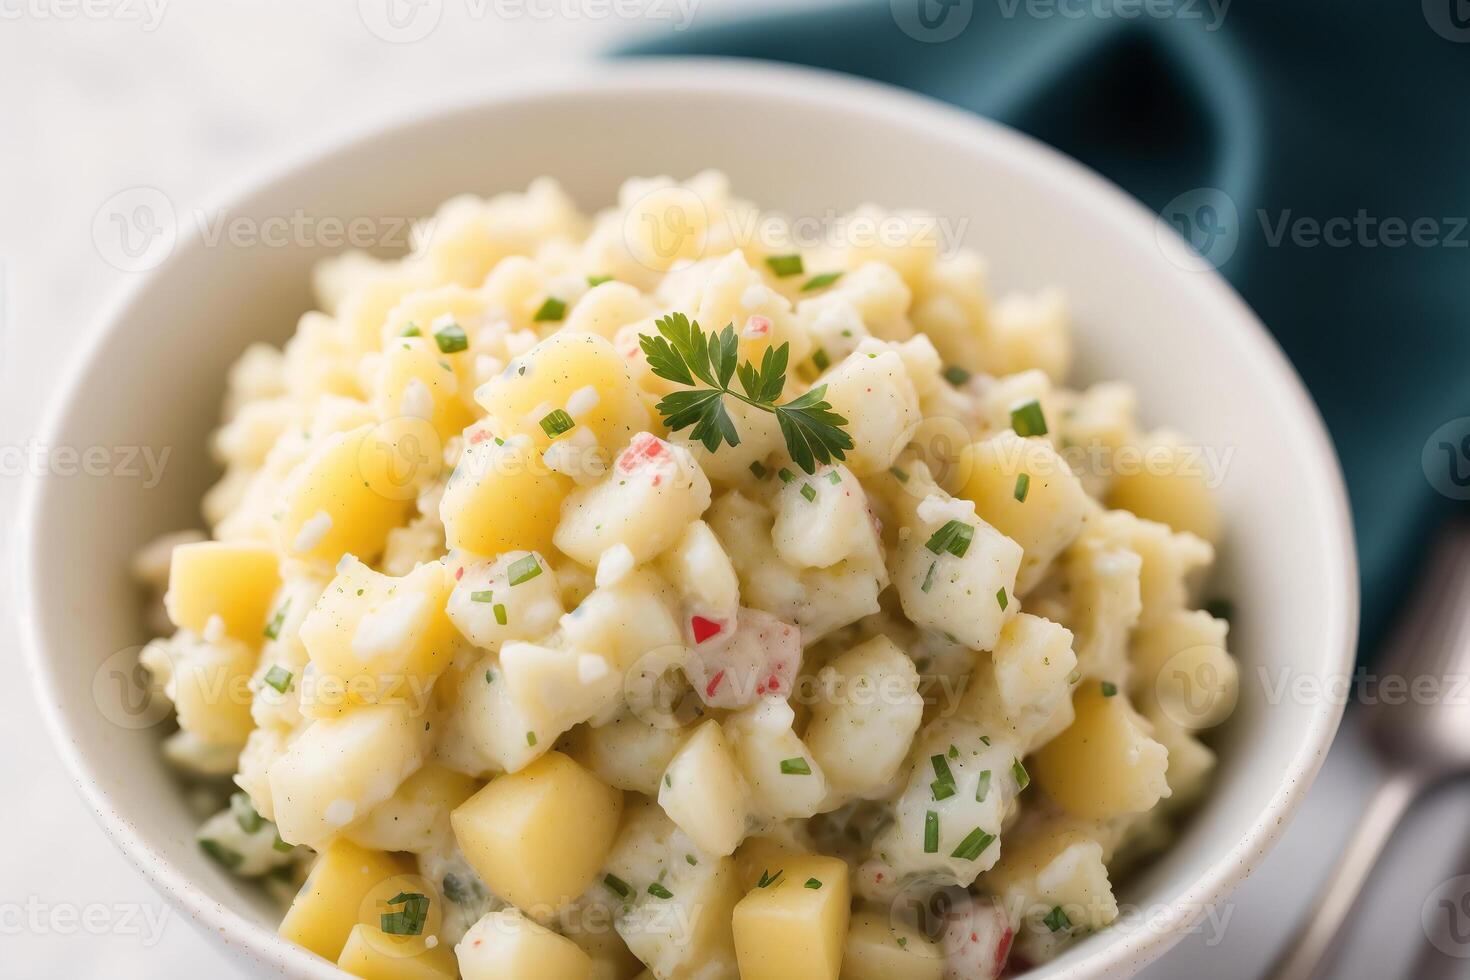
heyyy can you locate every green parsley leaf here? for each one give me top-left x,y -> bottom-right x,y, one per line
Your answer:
1044,906 -> 1072,933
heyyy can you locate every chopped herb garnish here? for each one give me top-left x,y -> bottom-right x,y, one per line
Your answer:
975,770 -> 992,803
766,254 -> 804,277
484,669 -> 495,684
926,520 -> 975,558
943,365 -> 971,386
507,555 -> 542,586
639,313 -> 852,474
400,323 -> 421,337
804,878 -> 823,889
381,892 -> 431,936
1012,759 -> 1030,791
1010,399 -> 1049,437
802,272 -> 843,292
921,561 -> 938,594
471,590 -> 494,603
749,460 -> 769,479
951,827 -> 997,861
434,321 -> 468,354
200,839 -> 243,869
931,754 -> 956,786
230,792 -> 263,834
996,588 -> 1009,611
664,773 -> 672,788
493,604 -> 508,626
539,409 -> 576,437
526,731 -> 537,746
979,735 -> 991,746
890,465 -> 910,483
826,471 -> 842,485
686,854 -> 698,866
263,665 -> 293,694
778,467 -> 796,484
1044,906 -> 1072,933
647,883 -> 673,899
780,757 -> 812,775
533,297 -> 566,322
1101,681 -> 1119,697
897,937 -> 908,949
812,347 -> 830,371
800,483 -> 817,502
923,811 -> 939,853
587,274 -> 615,287
604,874 -> 632,899
757,869 -> 784,888
263,600 -> 290,640
931,779 -> 956,802
1014,472 -> 1031,502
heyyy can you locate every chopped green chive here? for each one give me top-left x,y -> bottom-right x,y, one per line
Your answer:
263,665 -> 293,694
470,590 -> 494,603
1012,759 -> 1030,791
975,770 -> 992,803
921,561 -> 938,594
931,780 -> 956,802
1044,906 -> 1072,933
484,669 -> 495,684
826,471 -> 842,485
587,274 -> 615,287
1010,399 -> 1049,437
951,827 -> 997,861
948,744 -> 959,759
804,878 -> 823,889
943,365 -> 971,386
400,323 -> 421,337
507,555 -> 542,586
533,297 -> 566,322
664,773 -> 672,788
539,409 -> 575,437
800,483 -> 817,502
434,321 -> 468,354
923,811 -> 940,853
766,254 -> 804,277
229,792 -> 263,834
1101,681 -> 1119,697
812,348 -> 831,371
889,466 -> 910,483
380,892 -> 430,936
647,883 -> 673,899
200,839 -> 243,869
493,603 -> 508,626
780,757 -> 812,775
1014,472 -> 1031,502
757,869 -> 784,888
749,460 -> 769,479
263,600 -> 290,640
931,754 -> 956,786
526,731 -> 537,746
897,937 -> 908,949
778,467 -> 796,484
686,854 -> 698,866
996,588 -> 1009,611
604,874 -> 632,899
979,735 -> 991,746
926,520 -> 975,558
802,272 -> 843,292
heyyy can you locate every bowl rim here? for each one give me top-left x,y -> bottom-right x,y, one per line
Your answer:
17,56 -> 1358,979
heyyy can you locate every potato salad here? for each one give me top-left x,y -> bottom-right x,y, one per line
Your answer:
135,172 -> 1238,980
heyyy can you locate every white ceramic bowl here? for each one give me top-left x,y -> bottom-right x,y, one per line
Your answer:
18,59 -> 1357,979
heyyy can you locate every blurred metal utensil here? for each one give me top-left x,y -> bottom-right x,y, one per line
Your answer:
1268,517 -> 1470,980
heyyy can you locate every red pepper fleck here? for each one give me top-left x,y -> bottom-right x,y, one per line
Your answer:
971,933 -> 979,943
691,616 -> 722,644
470,430 -> 493,445
455,566 -> 465,580
618,433 -> 667,473
874,873 -> 885,883
995,927 -> 1015,975
766,673 -> 781,692
705,670 -> 726,698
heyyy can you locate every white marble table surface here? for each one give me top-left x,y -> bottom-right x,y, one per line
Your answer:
2,3 -> 1464,976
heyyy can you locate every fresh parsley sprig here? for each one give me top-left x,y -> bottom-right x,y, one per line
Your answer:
640,313 -> 853,474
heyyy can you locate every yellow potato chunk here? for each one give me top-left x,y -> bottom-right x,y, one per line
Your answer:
455,908 -> 592,980
732,854 -> 851,980
657,720 -> 748,857
338,924 -> 459,980
276,424 -> 416,565
372,336 -> 474,443
1107,429 -> 1222,544
171,635 -> 256,747
451,752 -> 623,917
165,541 -> 280,642
279,840 -> 409,961
475,332 -> 649,453
440,433 -> 572,558
344,764 -> 481,854
1031,684 -> 1171,820
300,557 -> 456,711
840,908 -> 943,980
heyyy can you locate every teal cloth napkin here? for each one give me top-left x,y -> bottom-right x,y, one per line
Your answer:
620,0 -> 1470,656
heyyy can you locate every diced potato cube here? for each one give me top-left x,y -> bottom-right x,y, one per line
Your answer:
558,569 -> 683,672
279,840 -> 410,961
165,541 -> 281,642
819,350 -> 920,474
892,509 -> 1021,651
840,908 -> 944,980
440,433 -> 573,558
455,908 -> 592,980
771,465 -> 879,569
344,764 -> 481,855
498,642 -> 622,739
1032,685 -> 1171,820
564,280 -> 653,339
338,924 -> 460,980
1131,609 -> 1237,731
269,704 -> 427,847
959,614 -> 1078,753
657,720 -> 748,857
732,854 -> 851,980
300,557 -> 456,711
804,636 -> 924,801
566,709 -> 691,796
1107,429 -> 1222,544
276,424 -> 417,565
555,434 -> 712,568
957,431 -> 1088,595
724,698 -> 825,820
436,653 -> 546,775
372,336 -> 475,442
983,827 -> 1118,933
170,635 -> 257,747
656,520 -> 740,625
476,332 -> 649,453
451,752 -> 623,917
446,551 -> 564,650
